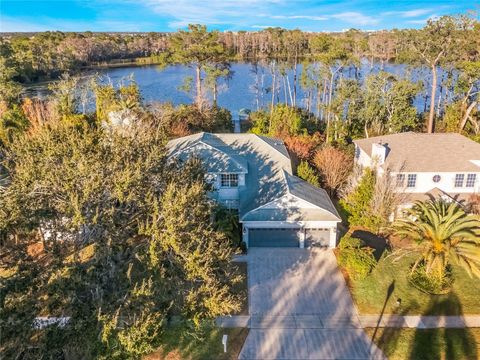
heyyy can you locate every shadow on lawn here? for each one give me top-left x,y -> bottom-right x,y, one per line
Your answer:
350,229 -> 389,260
373,292 -> 478,360
408,293 -> 477,360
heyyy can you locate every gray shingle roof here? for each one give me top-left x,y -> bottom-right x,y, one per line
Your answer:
167,133 -> 340,222
354,132 -> 480,172
284,171 -> 341,219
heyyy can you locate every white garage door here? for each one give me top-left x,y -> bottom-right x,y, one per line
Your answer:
305,228 -> 330,248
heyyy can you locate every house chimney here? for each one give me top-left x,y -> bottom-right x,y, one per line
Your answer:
371,142 -> 386,165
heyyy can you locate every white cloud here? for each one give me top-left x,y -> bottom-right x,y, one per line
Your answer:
382,8 -> 433,18
330,12 -> 378,26
406,14 -> 440,25
251,25 -> 271,29
271,15 -> 328,21
145,0 -> 286,28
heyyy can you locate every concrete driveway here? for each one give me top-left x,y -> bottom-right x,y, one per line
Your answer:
237,248 -> 385,359
246,248 -> 356,318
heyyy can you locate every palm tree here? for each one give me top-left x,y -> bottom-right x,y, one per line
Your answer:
394,199 -> 480,280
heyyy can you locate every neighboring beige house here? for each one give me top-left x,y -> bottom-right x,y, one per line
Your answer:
168,133 -> 341,248
353,132 -> 480,205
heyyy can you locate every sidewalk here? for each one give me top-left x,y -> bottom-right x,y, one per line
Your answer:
217,314 -> 480,329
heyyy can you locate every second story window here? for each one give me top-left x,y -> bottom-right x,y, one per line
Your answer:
407,174 -> 417,188
454,174 -> 465,188
466,174 -> 477,188
220,173 -> 238,188
396,174 -> 405,187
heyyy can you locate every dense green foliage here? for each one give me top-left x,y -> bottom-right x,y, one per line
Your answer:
249,104 -> 315,137
338,234 -> 377,280
394,200 -> 480,284
408,263 -> 453,295
296,161 -> 320,187
0,84 -> 241,358
340,168 -> 383,231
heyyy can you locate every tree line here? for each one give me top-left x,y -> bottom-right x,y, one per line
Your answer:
1,15 -> 479,138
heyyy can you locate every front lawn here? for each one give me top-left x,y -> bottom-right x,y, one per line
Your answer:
365,328 -> 480,360
145,327 -> 249,360
348,253 -> 480,315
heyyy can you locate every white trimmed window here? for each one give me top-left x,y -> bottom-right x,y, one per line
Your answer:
407,174 -> 417,188
220,173 -> 238,188
454,174 -> 465,188
396,174 -> 406,187
466,174 -> 477,188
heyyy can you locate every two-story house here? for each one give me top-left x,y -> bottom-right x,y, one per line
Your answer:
353,132 -> 480,206
168,132 -> 341,248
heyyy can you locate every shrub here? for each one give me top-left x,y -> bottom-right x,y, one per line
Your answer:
313,145 -> 353,196
467,194 -> 480,214
340,167 -> 384,231
249,105 -> 315,137
338,234 -> 364,250
284,133 -> 323,161
408,263 -> 453,295
296,161 -> 320,187
338,235 -> 376,280
214,207 -> 241,247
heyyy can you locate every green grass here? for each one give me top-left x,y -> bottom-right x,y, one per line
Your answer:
365,328 -> 480,360
145,326 -> 249,360
348,253 -> 480,315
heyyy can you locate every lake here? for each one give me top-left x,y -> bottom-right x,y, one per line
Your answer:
26,60 -> 440,117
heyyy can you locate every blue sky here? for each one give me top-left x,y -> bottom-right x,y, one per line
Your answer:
0,0 -> 477,32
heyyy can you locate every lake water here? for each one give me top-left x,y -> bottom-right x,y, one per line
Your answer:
27,60 -> 440,117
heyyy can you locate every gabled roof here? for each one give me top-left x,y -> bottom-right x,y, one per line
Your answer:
284,171 -> 341,219
167,133 -> 340,222
354,132 -> 480,172
172,141 -> 248,173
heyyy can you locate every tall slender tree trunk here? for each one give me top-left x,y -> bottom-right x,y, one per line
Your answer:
328,71 -> 335,121
286,75 -> 293,106
321,78 -> 328,122
213,81 -> 217,107
459,100 -> 478,131
270,62 -> 276,126
283,76 -> 288,105
293,53 -> 297,107
428,64 -> 437,133
195,65 -> 202,110
316,84 -> 321,118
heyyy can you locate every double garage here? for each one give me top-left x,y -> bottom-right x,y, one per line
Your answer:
248,227 -> 331,248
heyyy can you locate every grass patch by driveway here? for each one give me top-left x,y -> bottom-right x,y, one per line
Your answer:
349,253 -> 480,315
145,327 -> 248,360
365,328 -> 480,360
232,262 -> 248,315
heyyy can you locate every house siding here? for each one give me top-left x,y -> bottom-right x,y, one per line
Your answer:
393,171 -> 480,194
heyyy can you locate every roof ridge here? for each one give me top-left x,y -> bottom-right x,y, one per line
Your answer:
254,134 -> 290,159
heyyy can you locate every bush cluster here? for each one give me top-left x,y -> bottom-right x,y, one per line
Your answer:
408,263 -> 453,295
338,235 -> 376,280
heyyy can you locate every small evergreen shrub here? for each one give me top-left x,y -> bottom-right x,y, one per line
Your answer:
408,263 -> 453,295
339,168 -> 384,232
338,234 -> 364,250
338,234 -> 376,280
297,161 -> 320,187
